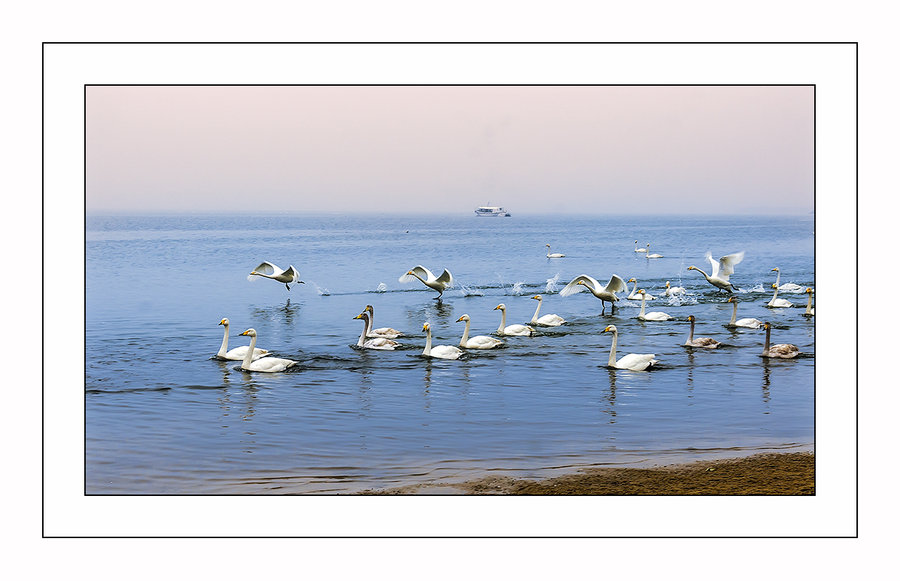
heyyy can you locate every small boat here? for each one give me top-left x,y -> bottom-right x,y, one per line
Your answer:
474,204 -> 511,217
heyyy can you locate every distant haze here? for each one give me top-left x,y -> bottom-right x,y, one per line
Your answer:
86,85 -> 813,215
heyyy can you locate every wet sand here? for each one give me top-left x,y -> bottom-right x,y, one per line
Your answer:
362,452 -> 815,495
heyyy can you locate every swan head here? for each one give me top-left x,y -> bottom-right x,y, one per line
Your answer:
771,283 -> 778,289
545,244 -> 551,248
494,304 -> 506,311
219,318 -> 229,326
727,296 -> 736,303
422,322 -> 431,332
531,295 -> 542,301
638,289 -> 646,295
665,282 -> 671,288
628,278 -> 636,283
240,328 -> 257,337
806,287 -> 813,294
602,325 -> 617,334
576,280 -> 587,287
353,313 -> 367,320
456,314 -> 470,322
365,305 -> 374,313
687,266 -> 697,271
763,322 -> 771,330
772,267 -> 780,272
687,315 -> 695,322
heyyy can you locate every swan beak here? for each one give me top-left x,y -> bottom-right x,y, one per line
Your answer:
407,271 -> 414,276
218,319 -> 225,325
240,330 -> 249,336
602,325 -> 611,333
456,316 -> 463,322
493,305 -> 501,310
772,284 -> 778,288
353,314 -> 363,320
422,323 -> 429,331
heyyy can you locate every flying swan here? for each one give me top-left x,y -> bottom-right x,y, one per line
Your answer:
493,304 -> 535,336
684,315 -> 720,348
399,265 -> 454,299
456,314 -> 504,349
216,318 -> 270,361
687,251 -> 744,292
771,267 -> 804,293
725,297 -> 763,329
353,312 -> 401,350
237,329 -> 297,372
560,274 -> 627,311
626,278 -> 654,300
529,295 -> 566,326
247,261 -> 303,290
545,244 -> 566,258
760,322 -> 800,359
601,325 -> 658,371
422,322 -> 463,359
363,305 -> 403,338
637,289 -> 672,321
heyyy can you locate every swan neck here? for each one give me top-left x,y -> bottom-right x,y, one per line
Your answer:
729,301 -> 737,325
531,299 -> 542,323
763,325 -> 771,354
774,270 -> 781,288
639,293 -> 646,316
770,285 -> 779,301
423,327 -> 432,355
242,334 -> 257,368
460,320 -> 471,346
608,330 -> 618,367
497,309 -> 507,333
218,324 -> 229,356
357,317 -> 368,346
688,319 -> 695,342
806,293 -> 813,314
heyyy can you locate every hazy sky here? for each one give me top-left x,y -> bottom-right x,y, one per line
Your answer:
86,85 -> 813,215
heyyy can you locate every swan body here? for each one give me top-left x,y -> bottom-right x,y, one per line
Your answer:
560,273 -> 627,311
637,289 -> 672,321
804,288 -> 815,316
529,295 -> 565,326
363,305 -> 403,338
634,240 -> 647,253
645,243 -> 663,259
687,251 -> 744,292
684,315 -> 720,348
772,267 -> 804,292
399,265 -> 453,298
760,322 -> 800,359
766,283 -> 794,308
238,329 -> 297,372
493,304 -> 535,336
216,318 -> 270,361
545,244 -> 565,258
601,325 -> 658,371
354,312 -> 401,350
422,322 -> 463,359
456,314 -> 504,349
726,297 -> 764,328
664,281 -> 686,297
247,261 -> 303,290
626,278 -> 654,300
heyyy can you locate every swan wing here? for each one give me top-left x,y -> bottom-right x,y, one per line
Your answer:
284,265 -> 301,283
436,269 -> 454,287
605,274 -> 627,294
247,357 -> 296,372
560,274 -> 600,296
705,251 -> 720,279
431,345 -> 463,359
466,335 -> 504,349
537,314 -> 565,326
252,261 -> 280,276
717,252 -> 744,281
615,353 -> 657,371
363,338 -> 400,350
399,265 -> 433,283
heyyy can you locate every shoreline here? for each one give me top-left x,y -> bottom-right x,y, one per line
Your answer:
360,451 -> 815,495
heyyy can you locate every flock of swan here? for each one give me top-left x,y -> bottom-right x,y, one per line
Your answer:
219,248 -> 813,372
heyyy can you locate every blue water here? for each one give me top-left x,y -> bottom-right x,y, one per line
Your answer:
85,214 -> 814,494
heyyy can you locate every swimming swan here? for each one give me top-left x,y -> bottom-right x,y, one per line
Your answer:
422,322 -> 463,359
760,322 -> 800,359
804,288 -> 815,316
684,315 -> 720,348
399,265 -> 454,299
772,267 -> 804,292
634,240 -> 647,253
725,297 -> 763,329
216,318 -> 270,361
626,278 -> 655,300
637,289 -> 672,321
601,325 -> 658,371
645,243 -> 663,259
687,251 -> 744,292
456,314 -> 504,349
560,274 -> 627,311
353,312 -> 401,350
247,261 -> 303,290
363,305 -> 403,338
238,329 -> 297,372
766,283 -> 794,308
493,304 -> 535,336
529,295 -> 566,326
545,244 -> 566,258
664,281 -> 686,297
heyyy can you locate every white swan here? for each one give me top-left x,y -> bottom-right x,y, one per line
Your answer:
804,287 -> 815,316
637,289 -> 673,321
529,295 -> 566,326
422,322 -> 463,359
664,281 -> 686,297
247,261 -> 303,290
645,243 -> 663,259
725,297 -> 764,329
560,274 -> 627,311
237,329 -> 297,372
634,240 -> 647,253
684,315 -> 720,348
772,267 -> 804,292
626,278 -> 654,300
601,325 -> 658,371
545,244 -> 565,258
399,265 -> 453,299
216,318 -> 270,361
760,322 -> 800,359
493,303 -> 535,336
456,314 -> 504,349
363,304 -> 403,338
687,251 -> 744,292
353,312 -> 401,350
766,283 -> 794,308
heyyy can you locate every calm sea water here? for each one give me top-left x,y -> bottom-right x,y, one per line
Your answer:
85,213 -> 814,494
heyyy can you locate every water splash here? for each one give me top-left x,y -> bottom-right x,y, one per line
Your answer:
458,283 -> 484,297
312,283 -> 331,296
545,273 -> 561,293
375,282 -> 388,293
739,283 -> 767,294
510,281 -> 526,295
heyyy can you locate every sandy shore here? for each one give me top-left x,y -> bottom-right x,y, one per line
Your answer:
361,452 -> 815,495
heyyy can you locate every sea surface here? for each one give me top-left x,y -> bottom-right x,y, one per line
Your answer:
85,213 -> 815,494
